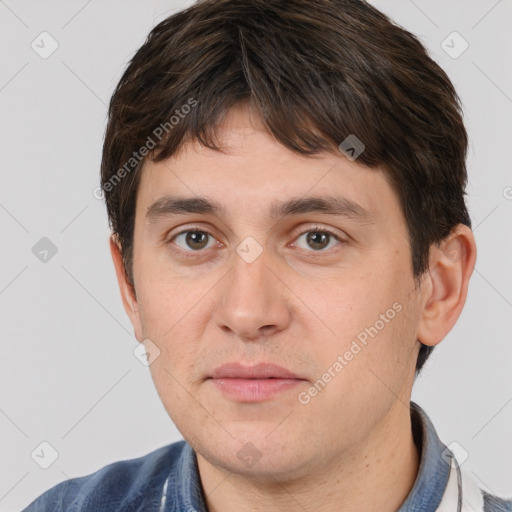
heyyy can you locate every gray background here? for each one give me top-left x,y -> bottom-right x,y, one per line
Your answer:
0,0 -> 511,510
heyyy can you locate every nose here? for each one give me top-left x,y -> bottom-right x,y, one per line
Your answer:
213,246 -> 292,341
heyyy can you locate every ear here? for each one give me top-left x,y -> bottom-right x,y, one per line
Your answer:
109,235 -> 144,342
417,224 -> 477,347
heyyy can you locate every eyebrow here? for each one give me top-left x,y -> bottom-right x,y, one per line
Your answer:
145,194 -> 374,223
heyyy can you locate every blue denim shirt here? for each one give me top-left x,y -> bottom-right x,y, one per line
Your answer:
23,401 -> 511,511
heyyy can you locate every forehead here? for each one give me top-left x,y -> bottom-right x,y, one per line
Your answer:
135,105 -> 403,227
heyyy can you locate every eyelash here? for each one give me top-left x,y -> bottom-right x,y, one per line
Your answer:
165,225 -> 345,259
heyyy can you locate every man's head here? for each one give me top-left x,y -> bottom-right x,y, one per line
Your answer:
103,0 -> 476,481
101,0 -> 473,376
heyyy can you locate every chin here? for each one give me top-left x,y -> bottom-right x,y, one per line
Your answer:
196,432 -> 320,481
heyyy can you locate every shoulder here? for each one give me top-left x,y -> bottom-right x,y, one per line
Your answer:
460,465 -> 512,512
22,440 -> 187,512
482,491 -> 512,512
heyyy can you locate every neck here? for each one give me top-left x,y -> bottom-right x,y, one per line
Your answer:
196,399 -> 420,512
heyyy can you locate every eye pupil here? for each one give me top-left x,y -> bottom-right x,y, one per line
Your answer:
307,231 -> 329,250
186,231 -> 209,250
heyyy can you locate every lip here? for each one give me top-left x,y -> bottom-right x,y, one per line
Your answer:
208,362 -> 305,402
210,362 -> 302,380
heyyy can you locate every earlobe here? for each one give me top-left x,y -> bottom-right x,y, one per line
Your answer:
109,235 -> 144,341
417,225 -> 477,347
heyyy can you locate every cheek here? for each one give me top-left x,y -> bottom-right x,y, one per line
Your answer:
135,264 -> 207,337
296,261 -> 418,381
291,267 -> 397,343
147,359 -> 203,442
300,294 -> 418,440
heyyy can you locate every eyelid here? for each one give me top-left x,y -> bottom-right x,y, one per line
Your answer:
290,224 -> 347,242
164,224 -> 218,243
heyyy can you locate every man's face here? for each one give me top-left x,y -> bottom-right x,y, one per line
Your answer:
124,105 -> 423,479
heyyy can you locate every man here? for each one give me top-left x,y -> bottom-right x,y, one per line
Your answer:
24,0 -> 511,510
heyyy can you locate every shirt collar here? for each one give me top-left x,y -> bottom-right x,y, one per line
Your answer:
172,400 -> 450,512
397,401 -> 451,511
175,440 -> 209,511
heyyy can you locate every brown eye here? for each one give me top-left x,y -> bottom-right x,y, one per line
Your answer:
173,230 -> 215,251
306,231 -> 331,250
293,228 -> 343,252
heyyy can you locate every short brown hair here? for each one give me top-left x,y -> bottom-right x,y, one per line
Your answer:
101,0 -> 471,374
